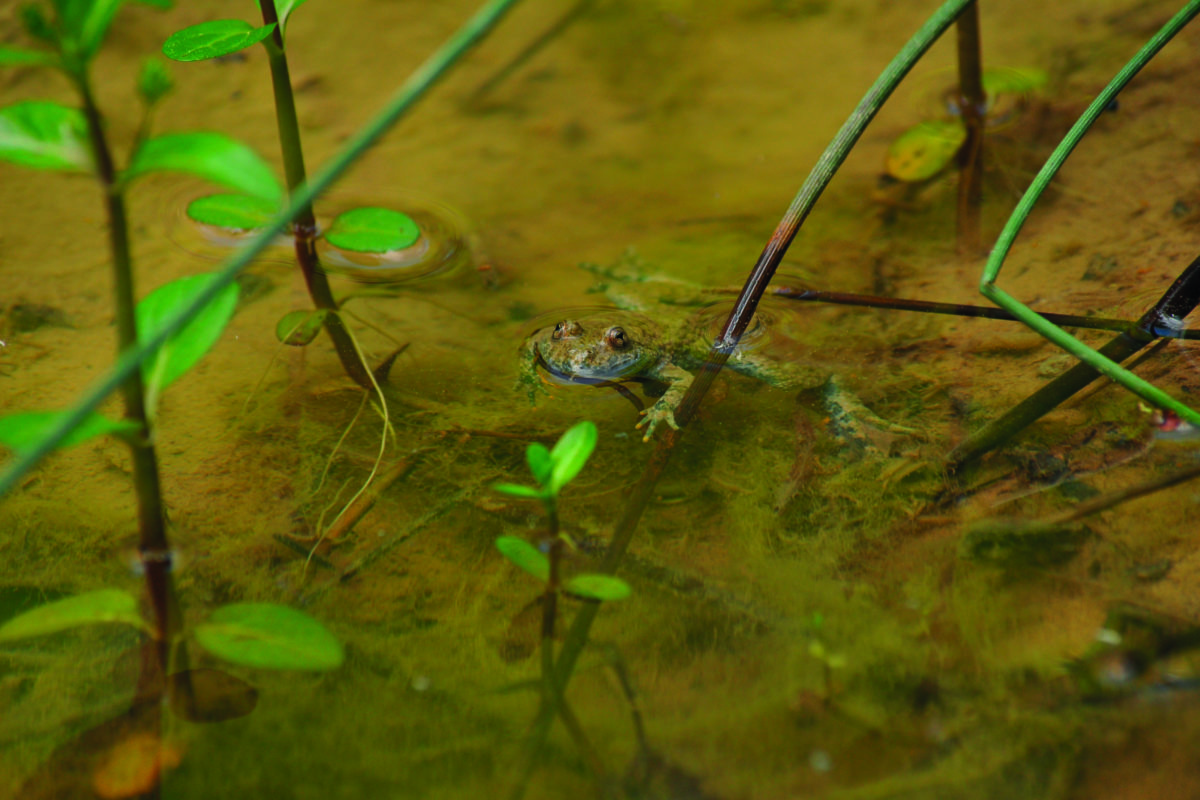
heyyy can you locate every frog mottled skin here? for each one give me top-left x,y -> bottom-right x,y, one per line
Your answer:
518,309 -> 823,440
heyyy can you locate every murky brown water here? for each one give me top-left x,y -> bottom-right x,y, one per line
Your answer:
4,0 -> 1200,797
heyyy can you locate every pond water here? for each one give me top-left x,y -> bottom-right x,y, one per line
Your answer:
3,0 -> 1200,797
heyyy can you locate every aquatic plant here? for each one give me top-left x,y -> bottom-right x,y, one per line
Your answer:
162,1 -> 459,389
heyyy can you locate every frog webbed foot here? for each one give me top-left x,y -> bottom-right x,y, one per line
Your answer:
636,398 -> 681,441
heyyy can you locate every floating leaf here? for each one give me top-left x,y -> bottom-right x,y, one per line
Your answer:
982,67 -> 1048,96
324,207 -> 421,253
0,46 -> 59,68
565,574 -> 631,602
136,58 -> 173,106
137,273 -> 239,415
195,603 -> 344,671
275,309 -> 328,346
187,193 -> 277,230
495,536 -> 549,582
162,20 -> 276,62
125,132 -> 281,202
0,589 -> 149,642
885,119 -> 966,182
548,421 -> 597,494
0,101 -> 92,171
493,482 -> 545,501
526,443 -> 553,486
0,410 -> 138,454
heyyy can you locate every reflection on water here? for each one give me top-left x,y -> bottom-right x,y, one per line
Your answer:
4,0 -> 1200,797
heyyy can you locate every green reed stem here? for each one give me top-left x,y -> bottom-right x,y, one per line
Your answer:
509,1 -> 978,795
0,0 -> 524,499
979,0 -> 1200,426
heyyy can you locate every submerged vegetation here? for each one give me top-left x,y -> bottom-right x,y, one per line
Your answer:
2,0 -> 1200,798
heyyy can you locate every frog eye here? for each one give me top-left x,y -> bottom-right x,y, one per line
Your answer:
551,320 -> 582,340
605,326 -> 630,350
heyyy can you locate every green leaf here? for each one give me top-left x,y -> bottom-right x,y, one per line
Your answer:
493,482 -> 545,500
136,58 -> 173,106
0,589 -> 149,642
324,207 -> 421,253
275,309 -> 328,346
20,6 -> 57,44
0,101 -> 92,171
195,603 -> 344,671
884,119 -> 966,183
133,0 -> 174,8
982,67 -> 1048,96
277,0 -> 309,34
162,20 -> 276,63
125,132 -> 282,202
186,193 -> 277,230
0,410 -> 138,454
74,0 -> 124,59
525,443 -> 553,486
0,46 -> 59,68
565,574 -> 631,602
137,272 -> 239,415
495,536 -> 549,582
548,421 -> 597,494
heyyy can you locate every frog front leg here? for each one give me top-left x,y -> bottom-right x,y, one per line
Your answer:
635,363 -> 693,441
516,337 -> 550,405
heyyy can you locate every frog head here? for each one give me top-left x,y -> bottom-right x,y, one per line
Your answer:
532,316 -> 659,384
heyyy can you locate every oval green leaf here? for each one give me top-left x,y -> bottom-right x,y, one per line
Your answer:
885,119 -> 966,183
137,272 -> 239,415
275,309 -> 328,346
565,574 -> 631,602
324,207 -> 421,253
163,20 -> 276,62
493,482 -> 545,501
0,410 -> 138,455
195,603 -> 344,671
495,536 -> 549,582
548,420 -> 597,494
0,589 -> 148,642
525,443 -> 553,486
61,0 -> 123,60
187,193 -> 278,230
0,101 -> 92,172
125,132 -> 281,202
0,46 -> 59,68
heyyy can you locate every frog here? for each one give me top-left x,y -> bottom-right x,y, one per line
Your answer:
518,308 -> 827,439
518,250 -> 925,443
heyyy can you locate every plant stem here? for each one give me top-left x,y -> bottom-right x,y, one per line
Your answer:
259,0 -> 374,391
955,0 -> 984,256
978,0 -> 1200,426
74,68 -> 177,695
950,251 -> 1200,471
0,0 -> 527,498
762,285 -> 1200,336
509,2 -> 977,794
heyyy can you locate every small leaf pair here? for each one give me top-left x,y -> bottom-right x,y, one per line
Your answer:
495,421 -> 598,504
494,536 -> 631,602
0,590 -> 344,672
